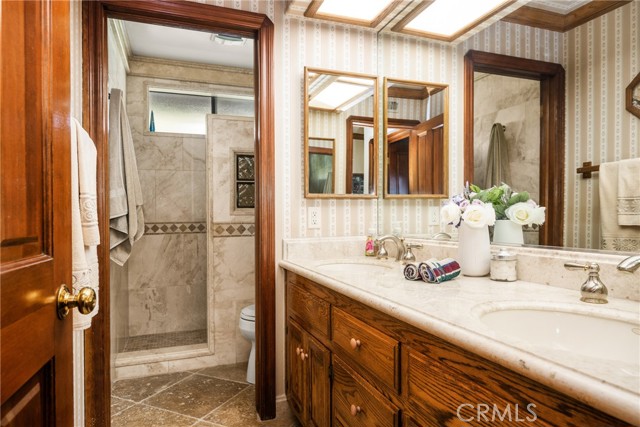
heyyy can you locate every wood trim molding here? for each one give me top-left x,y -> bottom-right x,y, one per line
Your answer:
82,1 -> 276,424
463,50 -> 565,247
502,1 -> 631,32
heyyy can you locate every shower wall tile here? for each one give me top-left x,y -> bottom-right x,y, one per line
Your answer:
138,170 -> 156,222
192,171 -> 207,222
211,236 -> 254,291
156,171 -> 193,222
208,116 -> 255,224
184,234 -> 207,288
128,235 -> 184,291
136,136 -> 183,171
183,137 -> 206,171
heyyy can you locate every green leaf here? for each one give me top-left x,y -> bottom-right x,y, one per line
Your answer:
508,191 -> 529,205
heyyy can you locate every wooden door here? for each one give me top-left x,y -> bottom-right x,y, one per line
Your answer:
1,1 -> 73,425
409,114 -> 444,195
388,138 -> 409,195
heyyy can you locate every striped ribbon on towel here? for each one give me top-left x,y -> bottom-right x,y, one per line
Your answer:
404,258 -> 461,284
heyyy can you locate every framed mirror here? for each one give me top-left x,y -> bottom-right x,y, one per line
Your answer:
305,67 -> 378,198
383,78 -> 449,198
626,71 -> 640,119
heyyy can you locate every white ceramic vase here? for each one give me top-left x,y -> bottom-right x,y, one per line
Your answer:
457,222 -> 491,276
493,219 -> 524,245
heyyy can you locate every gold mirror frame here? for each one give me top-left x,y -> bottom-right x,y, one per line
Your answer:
304,67 -> 378,199
626,71 -> 640,119
383,77 -> 449,199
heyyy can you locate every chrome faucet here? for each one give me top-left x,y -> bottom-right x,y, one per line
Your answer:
617,255 -> 640,272
374,235 -> 406,261
564,262 -> 608,304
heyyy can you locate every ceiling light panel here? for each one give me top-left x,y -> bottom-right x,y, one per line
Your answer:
315,0 -> 396,23
404,0 -> 512,39
309,81 -> 372,111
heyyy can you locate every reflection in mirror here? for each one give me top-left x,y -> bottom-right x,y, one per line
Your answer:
305,67 -> 378,198
384,78 -> 448,198
308,137 -> 335,193
463,50 -> 565,248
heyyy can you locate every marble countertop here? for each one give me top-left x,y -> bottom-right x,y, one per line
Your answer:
280,256 -> 640,426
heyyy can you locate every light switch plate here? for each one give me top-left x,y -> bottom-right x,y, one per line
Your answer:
308,207 -> 321,229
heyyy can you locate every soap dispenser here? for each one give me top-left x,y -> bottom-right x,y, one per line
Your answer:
365,228 -> 376,257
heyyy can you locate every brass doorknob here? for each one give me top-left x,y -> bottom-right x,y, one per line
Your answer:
56,285 -> 96,319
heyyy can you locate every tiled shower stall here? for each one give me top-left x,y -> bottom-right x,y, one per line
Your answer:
109,43 -> 256,378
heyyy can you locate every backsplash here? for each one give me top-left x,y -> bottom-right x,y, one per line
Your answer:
283,237 -> 640,302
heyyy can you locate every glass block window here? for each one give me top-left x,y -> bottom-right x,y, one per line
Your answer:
148,89 -> 254,135
236,154 -> 255,209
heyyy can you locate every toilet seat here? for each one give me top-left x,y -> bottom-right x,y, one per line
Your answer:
240,304 -> 255,322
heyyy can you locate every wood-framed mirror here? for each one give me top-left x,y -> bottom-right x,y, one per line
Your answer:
463,50 -> 565,247
383,77 -> 449,198
626,71 -> 640,119
304,67 -> 378,198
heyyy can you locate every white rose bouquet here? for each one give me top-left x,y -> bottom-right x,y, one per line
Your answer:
441,183 -> 545,229
471,183 -> 545,227
440,185 -> 496,229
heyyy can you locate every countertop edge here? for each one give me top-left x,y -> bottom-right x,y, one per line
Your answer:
280,259 -> 640,426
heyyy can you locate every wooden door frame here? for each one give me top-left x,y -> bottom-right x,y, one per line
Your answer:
82,1 -> 276,424
463,50 -> 565,247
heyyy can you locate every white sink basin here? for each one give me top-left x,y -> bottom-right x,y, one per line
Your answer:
477,305 -> 640,366
315,261 -> 395,276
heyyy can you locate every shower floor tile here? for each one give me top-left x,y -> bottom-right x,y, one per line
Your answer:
111,363 -> 300,427
121,329 -> 207,352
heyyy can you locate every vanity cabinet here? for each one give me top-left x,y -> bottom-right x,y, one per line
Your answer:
284,271 -> 632,427
286,318 -> 331,427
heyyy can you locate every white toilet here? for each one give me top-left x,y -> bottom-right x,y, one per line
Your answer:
239,304 -> 256,384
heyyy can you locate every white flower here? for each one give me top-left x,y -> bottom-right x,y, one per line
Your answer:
462,203 -> 496,228
440,203 -> 461,226
530,206 -> 546,225
506,202 -> 537,225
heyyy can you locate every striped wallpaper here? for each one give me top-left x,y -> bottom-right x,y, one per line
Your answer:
81,0 -> 636,246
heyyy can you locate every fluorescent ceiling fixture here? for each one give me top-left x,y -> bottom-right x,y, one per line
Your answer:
309,82 -> 371,111
404,0 -> 511,37
316,0 -> 395,22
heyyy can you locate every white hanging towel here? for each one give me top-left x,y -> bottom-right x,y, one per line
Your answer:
109,88 -> 144,265
617,157 -> 640,226
600,161 -> 640,252
70,117 -> 100,330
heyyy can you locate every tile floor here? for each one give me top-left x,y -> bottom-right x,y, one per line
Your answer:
121,329 -> 207,352
111,363 -> 300,427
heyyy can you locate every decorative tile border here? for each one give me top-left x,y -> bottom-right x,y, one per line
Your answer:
212,223 -> 255,237
145,222 -> 206,235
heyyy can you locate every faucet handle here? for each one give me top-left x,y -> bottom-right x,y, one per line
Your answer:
564,262 -> 607,304
376,241 -> 388,259
564,262 -> 600,273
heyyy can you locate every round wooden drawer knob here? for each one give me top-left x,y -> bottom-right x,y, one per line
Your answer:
296,347 -> 302,356
350,404 -> 362,416
300,352 -> 308,361
350,338 -> 361,349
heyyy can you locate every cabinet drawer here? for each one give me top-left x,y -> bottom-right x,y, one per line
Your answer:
287,283 -> 330,339
332,307 -> 399,391
333,357 -> 400,427
406,346 -> 631,427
